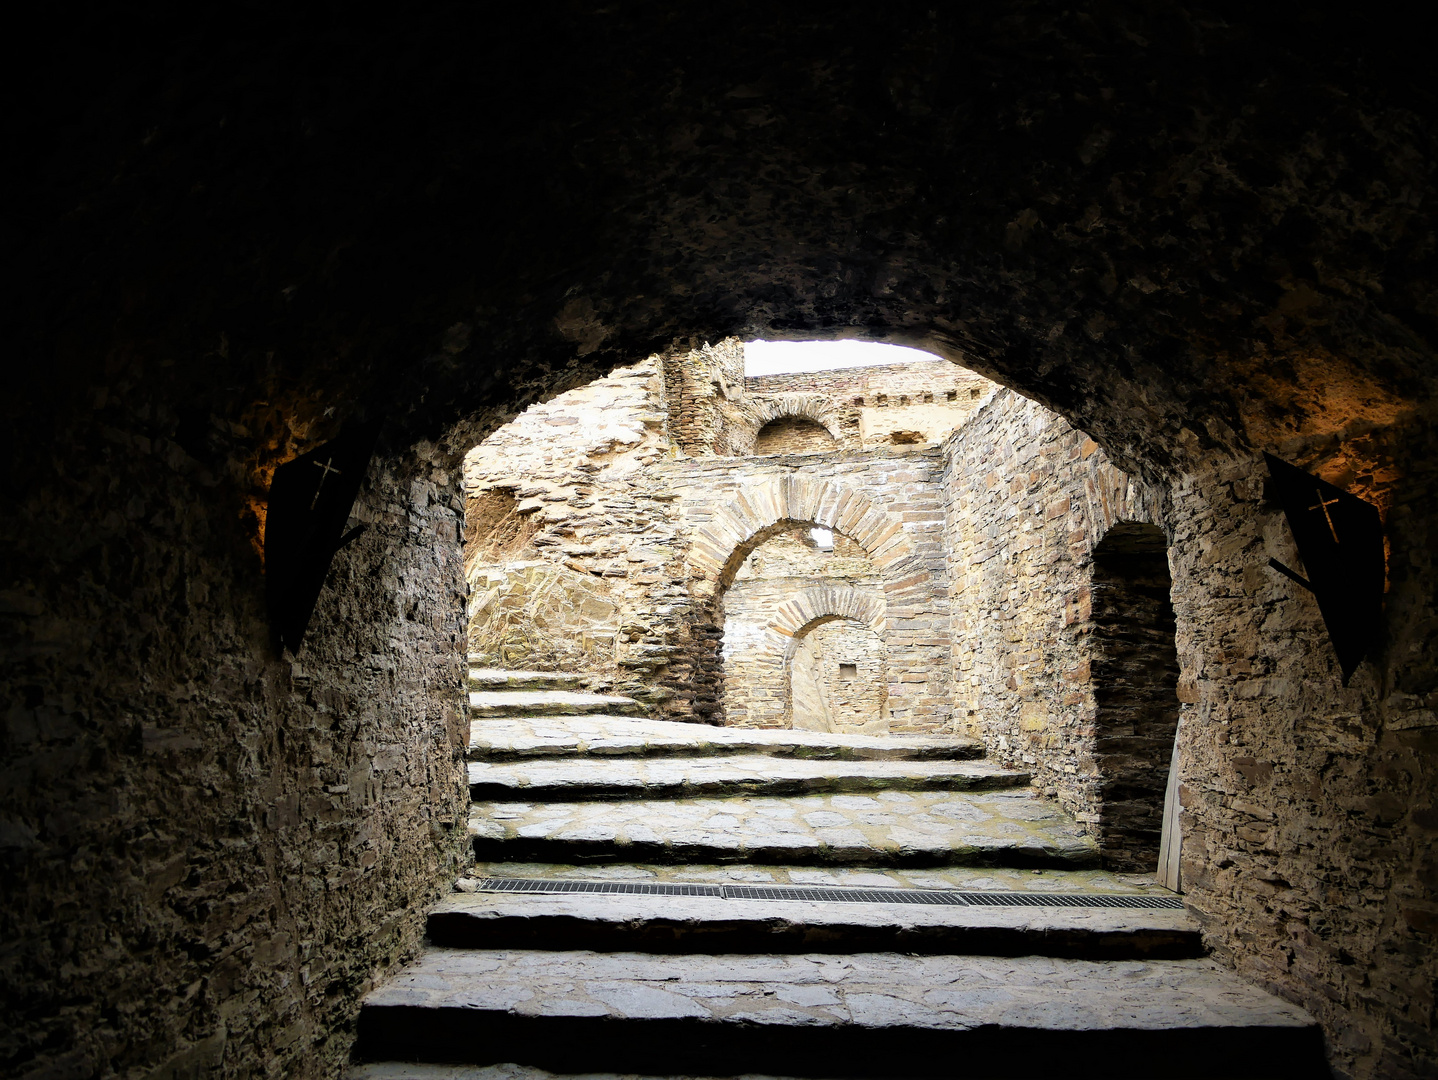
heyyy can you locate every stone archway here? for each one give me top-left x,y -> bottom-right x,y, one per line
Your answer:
733,393 -> 847,456
20,8 -> 1434,1077
787,616 -> 889,734
680,470 -> 949,732
721,580 -> 888,729
771,585 -> 886,646
684,474 -> 923,599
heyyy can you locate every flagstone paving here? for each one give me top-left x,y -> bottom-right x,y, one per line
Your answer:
468,690 -> 644,718
468,752 -> 1028,800
427,886 -> 1203,959
357,949 -> 1322,1077
468,787 -> 1099,867
469,714 -> 984,762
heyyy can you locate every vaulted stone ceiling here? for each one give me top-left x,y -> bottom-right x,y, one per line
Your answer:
15,3 -> 1434,484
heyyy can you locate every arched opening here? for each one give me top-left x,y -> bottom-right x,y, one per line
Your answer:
719,525 -> 886,728
752,415 -> 837,455
787,616 -> 888,734
1089,522 -> 1180,872
20,10 -> 1432,1078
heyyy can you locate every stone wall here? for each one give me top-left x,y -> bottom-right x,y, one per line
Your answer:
460,358 -> 690,695
1090,525 -> 1180,872
1164,433 -> 1438,1080
741,358 -> 997,454
660,340 -> 751,457
461,354 -> 961,730
2,424 -> 472,1079
942,389 -> 1166,853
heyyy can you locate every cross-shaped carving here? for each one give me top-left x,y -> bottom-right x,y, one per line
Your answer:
1309,489 -> 1341,544
310,454 -> 340,509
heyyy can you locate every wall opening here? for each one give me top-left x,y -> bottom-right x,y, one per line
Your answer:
753,416 -> 837,455
718,524 -> 887,728
788,617 -> 889,734
1089,522 -> 1180,872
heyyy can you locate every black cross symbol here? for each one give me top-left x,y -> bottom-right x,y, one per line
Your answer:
310,457 -> 340,506
1309,489 -> 1341,544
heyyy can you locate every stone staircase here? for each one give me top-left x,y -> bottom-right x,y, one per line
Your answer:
352,669 -> 1325,1079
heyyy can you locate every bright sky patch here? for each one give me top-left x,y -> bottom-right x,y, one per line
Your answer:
744,339 -> 939,376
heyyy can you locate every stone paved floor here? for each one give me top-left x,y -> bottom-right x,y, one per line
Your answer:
468,788 -> 1099,866
364,948 -> 1315,1032
468,752 -> 1027,798
469,715 -> 982,761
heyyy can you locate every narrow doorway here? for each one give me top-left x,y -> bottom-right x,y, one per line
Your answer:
1089,522 -> 1180,873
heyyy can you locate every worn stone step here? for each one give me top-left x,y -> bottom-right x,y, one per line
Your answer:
356,948 -> 1323,1078
468,788 -> 1100,869
426,887 -> 1203,959
469,690 -> 644,718
468,754 -> 1029,801
469,668 -> 593,691
468,715 -> 984,763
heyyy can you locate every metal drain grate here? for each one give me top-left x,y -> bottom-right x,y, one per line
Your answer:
475,877 -> 1185,909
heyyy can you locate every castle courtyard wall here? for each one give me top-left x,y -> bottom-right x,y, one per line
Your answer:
942,388 -> 1166,840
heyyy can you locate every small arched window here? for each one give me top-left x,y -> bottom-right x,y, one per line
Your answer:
753,416 -> 836,455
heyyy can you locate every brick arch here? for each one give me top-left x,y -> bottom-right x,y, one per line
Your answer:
684,475 -> 920,600
768,585 -> 886,659
734,394 -> 846,455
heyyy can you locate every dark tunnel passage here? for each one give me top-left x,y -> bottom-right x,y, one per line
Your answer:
5,6 -> 1436,1079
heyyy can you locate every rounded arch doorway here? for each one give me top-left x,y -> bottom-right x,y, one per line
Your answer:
787,615 -> 889,734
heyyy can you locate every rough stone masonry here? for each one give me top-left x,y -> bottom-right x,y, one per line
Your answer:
7,7 -> 1434,1080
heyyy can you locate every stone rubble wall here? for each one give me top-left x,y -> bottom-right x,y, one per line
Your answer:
460,358 -> 692,698
660,339 -> 751,456
1164,431 -> 1438,1078
2,423 -> 472,1080
942,388 -> 1165,837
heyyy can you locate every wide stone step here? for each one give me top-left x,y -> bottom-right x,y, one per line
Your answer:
468,668 -> 591,691
355,948 -> 1323,1078
426,886 -> 1202,959
468,754 -> 1029,801
468,789 -> 1099,869
468,715 -> 984,762
468,690 -> 644,718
